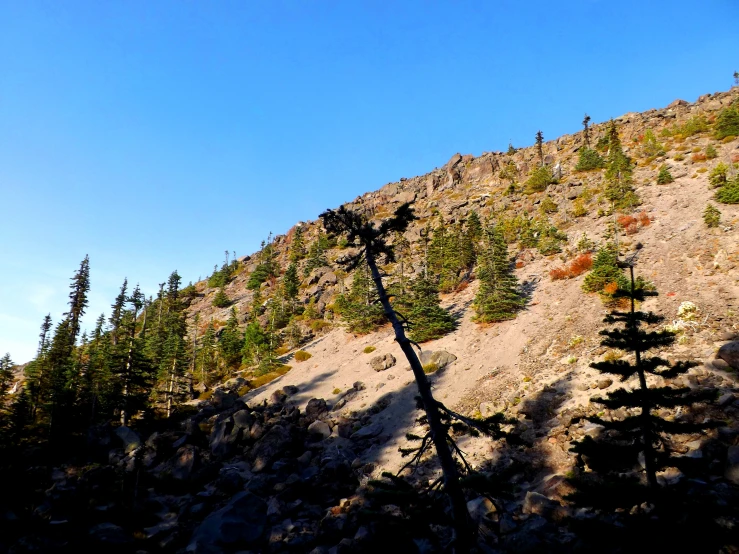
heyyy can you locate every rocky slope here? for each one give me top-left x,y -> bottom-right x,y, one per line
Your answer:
3,88 -> 739,553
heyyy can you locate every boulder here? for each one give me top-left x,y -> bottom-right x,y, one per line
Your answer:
369,353 -> 396,372
419,350 -> 457,369
89,522 -> 133,547
232,409 -> 254,430
467,496 -> 496,523
726,445 -> 739,484
114,426 -> 141,454
305,398 -> 328,422
717,341 -> 739,370
210,417 -> 239,457
307,420 -> 331,440
212,388 -> 237,410
187,491 -> 267,553
522,491 -> 559,517
171,445 -> 199,481
318,272 -> 338,287
350,422 -> 383,440
250,425 -> 293,472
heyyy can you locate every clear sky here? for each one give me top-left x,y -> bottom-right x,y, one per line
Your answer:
1,0 -> 738,363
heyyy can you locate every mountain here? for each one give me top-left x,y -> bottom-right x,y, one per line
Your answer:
2,86 -> 739,553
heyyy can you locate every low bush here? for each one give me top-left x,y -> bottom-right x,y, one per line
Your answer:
549,253 -> 593,280
294,350 -> 312,362
657,165 -> 674,184
715,106 -> 739,140
525,165 -> 557,193
363,346 -> 376,354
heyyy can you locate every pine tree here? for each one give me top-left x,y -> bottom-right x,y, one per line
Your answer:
656,165 -> 674,184
289,225 -> 306,262
199,321 -> 219,385
303,233 -> 331,276
158,271 -> 189,417
116,284 -> 151,425
109,278 -> 128,345
473,224 -> 525,323
212,286 -> 231,307
604,121 -> 639,210
406,276 -> 456,343
576,117 -> 605,171
535,130 -> 545,165
320,203 -> 474,551
703,204 -> 721,228
570,260 -> 722,510
427,216 -> 463,293
0,353 -> 14,402
583,113 -> 591,147
283,262 -> 300,310
334,260 -> 386,334
582,243 -> 629,295
220,308 -> 243,368
47,256 -> 90,433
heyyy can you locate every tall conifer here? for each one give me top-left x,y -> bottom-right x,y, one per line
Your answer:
473,225 -> 525,323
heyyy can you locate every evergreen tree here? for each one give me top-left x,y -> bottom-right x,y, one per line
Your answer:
0,353 -> 14,402
604,121 -> 639,210
334,260 -> 387,334
303,232 -> 331,276
703,204 -> 722,227
109,278 -> 128,345
116,284 -> 151,425
427,216 -> 463,293
46,256 -> 90,433
473,224 -> 525,323
656,165 -> 674,184
406,276 -> 456,343
283,262 -> 300,310
321,203 -> 477,550
212,286 -> 231,307
289,225 -> 306,262
582,243 -> 630,299
219,308 -> 243,368
157,271 -> 189,417
570,260 -> 722,510
535,130 -> 544,165
199,321 -> 219,385
582,113 -> 591,147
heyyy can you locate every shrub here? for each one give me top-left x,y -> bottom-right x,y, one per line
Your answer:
709,162 -> 729,188
310,320 -> 332,333
572,199 -> 587,217
294,350 -> 312,362
363,346 -> 376,354
332,388 -> 342,395
525,165 -> 557,193
539,196 -> 558,213
575,147 -> 605,171
617,215 -> 637,229
638,129 -> 665,159
706,144 -> 718,159
212,288 -> 231,308
577,233 -> 596,252
656,165 -> 674,184
673,153 -> 685,161
703,204 -> 721,227
549,253 -> 593,280
637,211 -> 651,227
715,178 -> 739,204
691,152 -> 707,163
714,106 -> 739,139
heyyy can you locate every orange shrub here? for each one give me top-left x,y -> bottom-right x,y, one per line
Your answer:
549,253 -> 593,280
569,253 -> 593,276
515,261 -> 525,269
549,267 -> 569,280
625,222 -> 639,235
691,152 -> 707,162
603,281 -> 619,295
617,215 -> 637,228
637,212 -> 651,226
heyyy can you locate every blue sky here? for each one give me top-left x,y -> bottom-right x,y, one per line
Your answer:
1,0 -> 738,362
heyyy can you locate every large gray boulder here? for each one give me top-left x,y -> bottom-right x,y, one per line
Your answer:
369,353 -> 396,372
187,491 -> 267,553
210,417 -> 240,457
717,341 -> 739,370
115,426 -> 141,454
250,424 -> 293,472
419,350 -> 457,369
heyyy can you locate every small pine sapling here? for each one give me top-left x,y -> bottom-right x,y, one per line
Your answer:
703,204 -> 721,228
656,165 -> 674,184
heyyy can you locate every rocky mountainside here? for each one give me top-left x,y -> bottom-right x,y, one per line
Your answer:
3,88 -> 739,553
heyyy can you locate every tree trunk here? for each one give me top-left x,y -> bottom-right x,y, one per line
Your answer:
630,265 -> 657,489
364,249 -> 472,553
